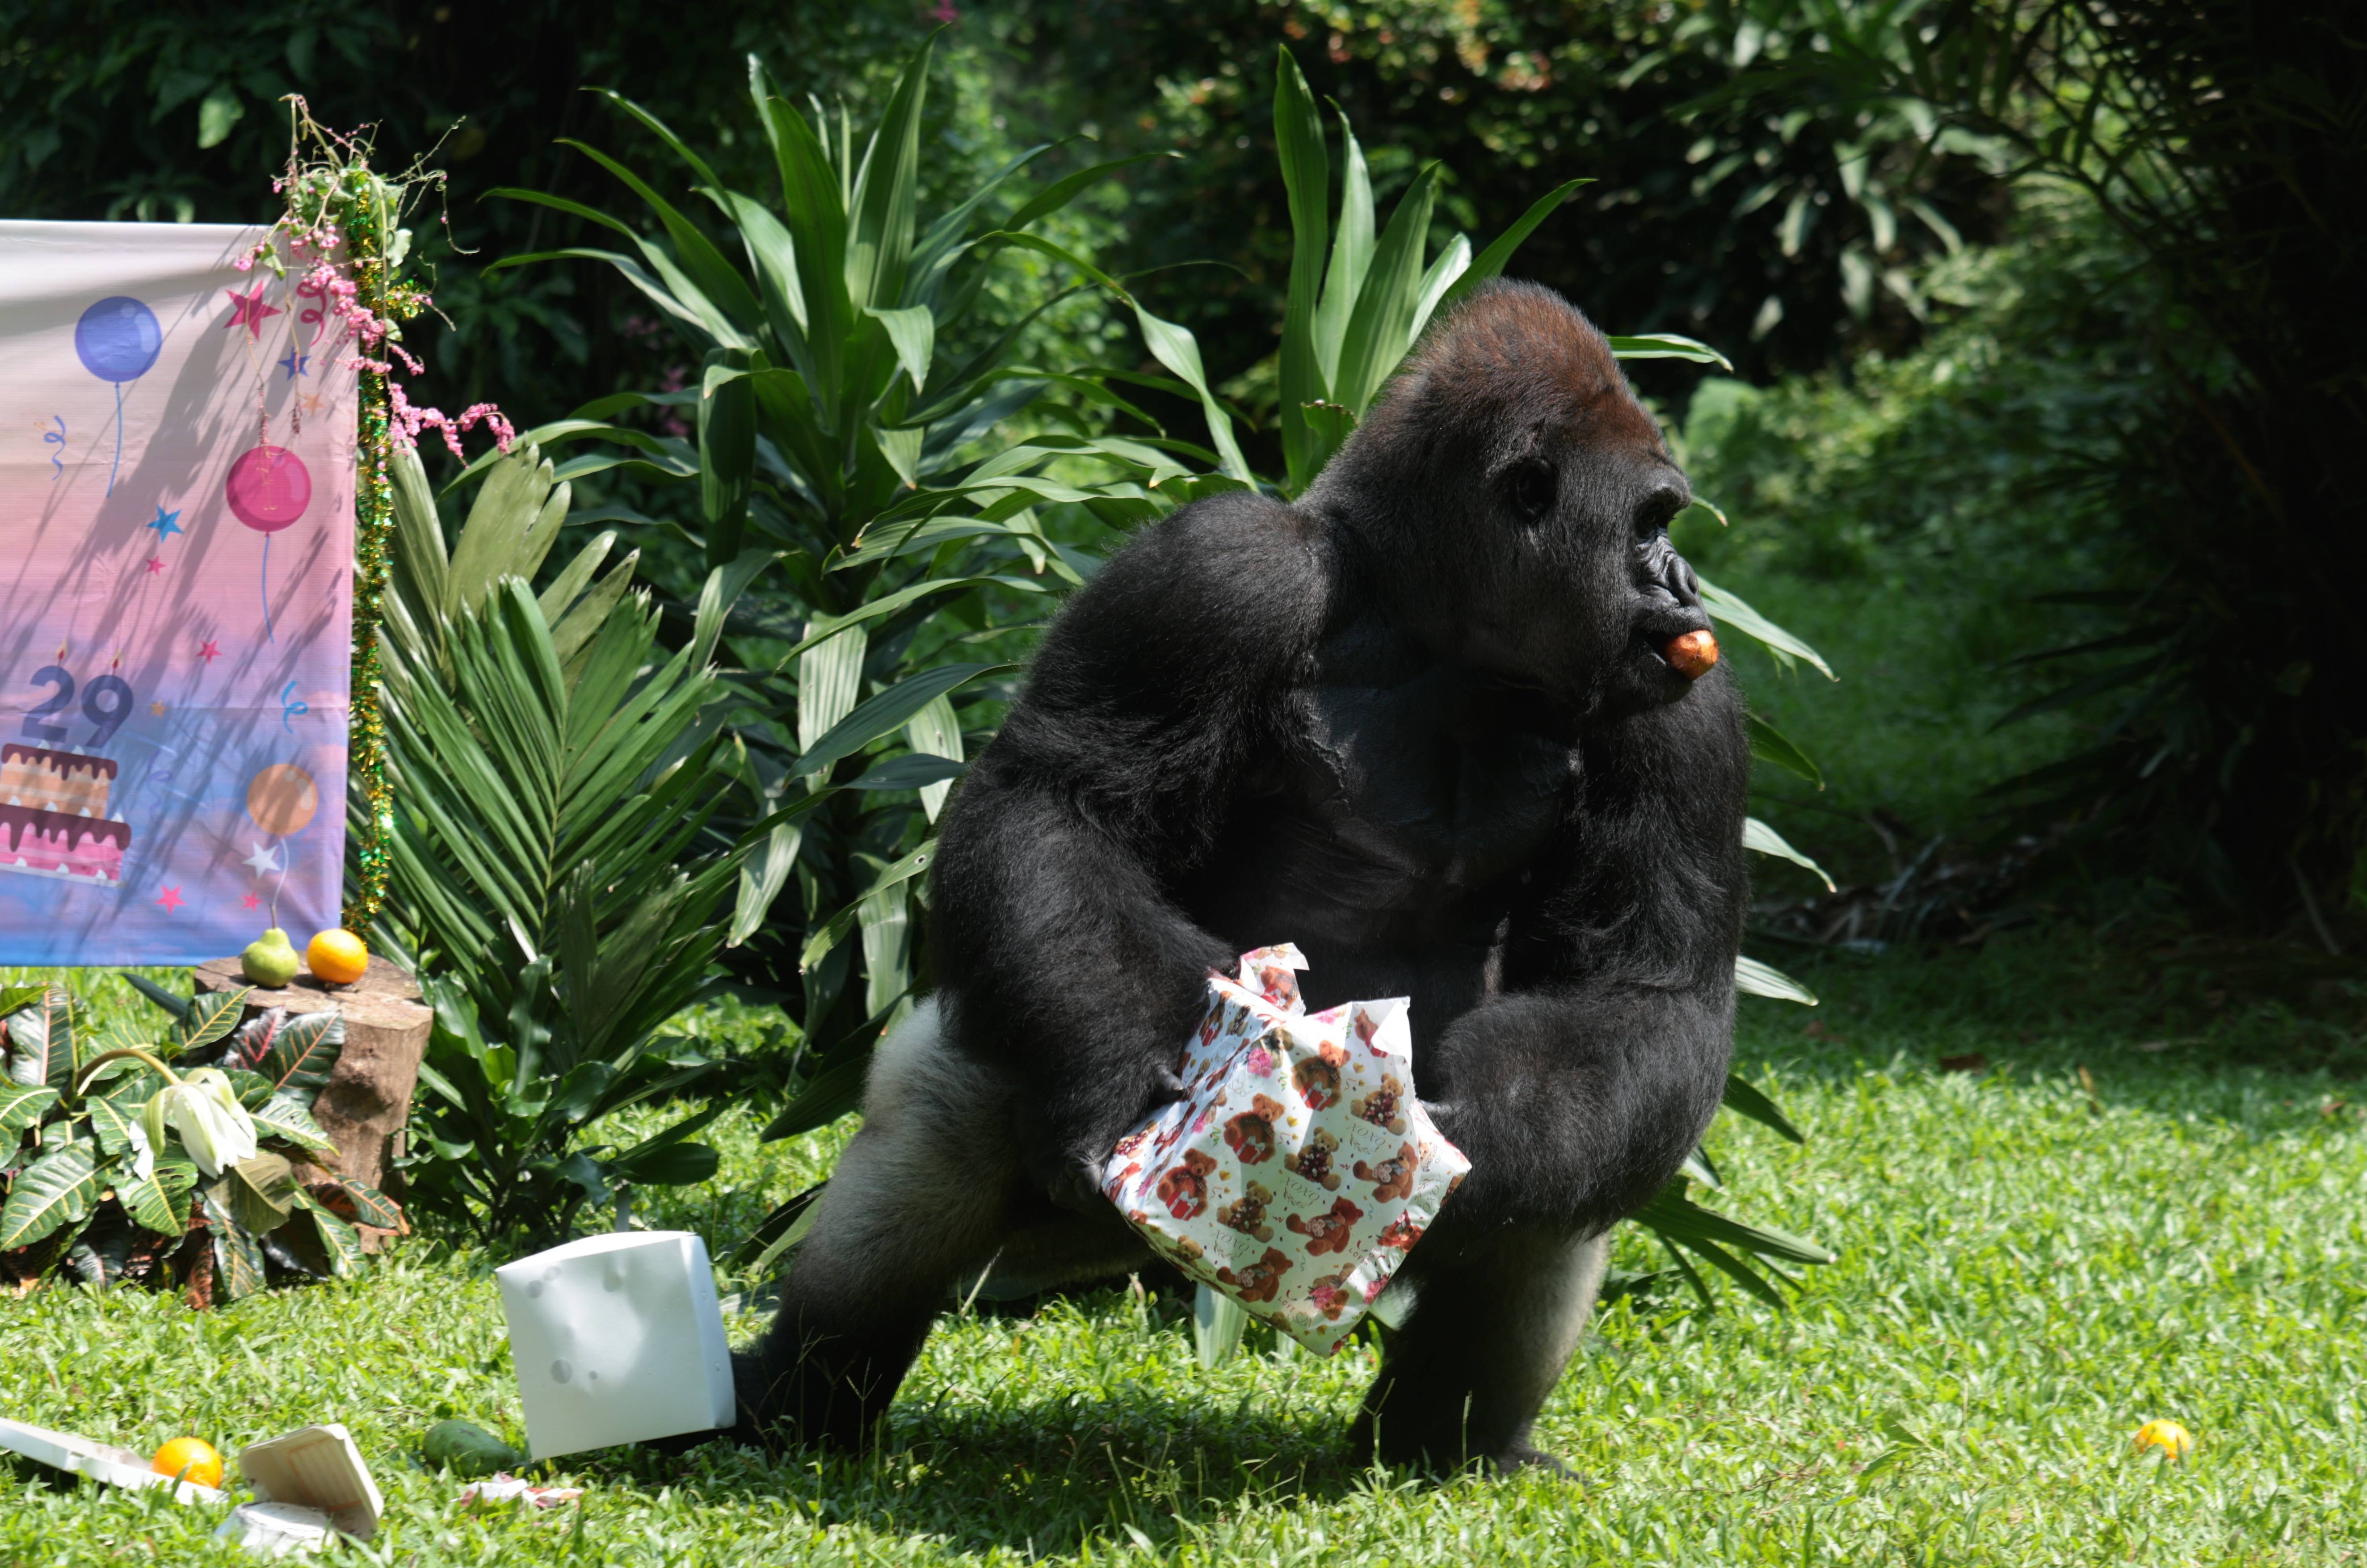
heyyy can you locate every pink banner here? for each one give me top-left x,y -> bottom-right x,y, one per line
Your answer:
0,222 -> 355,965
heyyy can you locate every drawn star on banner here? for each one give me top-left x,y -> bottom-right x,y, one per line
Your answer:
155,886 -> 185,913
277,350 -> 309,379
242,893 -> 262,911
222,282 -> 282,339
197,639 -> 221,664
147,505 -> 183,541
144,557 -> 164,574
242,841 -> 282,876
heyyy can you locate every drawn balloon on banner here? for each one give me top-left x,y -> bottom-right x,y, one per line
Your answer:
226,445 -> 312,643
73,296 -> 161,496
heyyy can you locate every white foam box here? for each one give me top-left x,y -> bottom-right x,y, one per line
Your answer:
215,1423 -> 383,1556
495,1230 -> 735,1460
0,1417 -> 224,1504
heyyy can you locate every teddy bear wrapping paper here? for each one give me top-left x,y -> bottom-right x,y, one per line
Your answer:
1102,944 -> 1471,1354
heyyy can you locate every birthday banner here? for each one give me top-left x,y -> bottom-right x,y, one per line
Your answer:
0,222 -> 355,966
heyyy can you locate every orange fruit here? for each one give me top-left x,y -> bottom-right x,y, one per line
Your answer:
306,928 -> 369,985
2133,1419 -> 2196,1460
151,1436 -> 224,1488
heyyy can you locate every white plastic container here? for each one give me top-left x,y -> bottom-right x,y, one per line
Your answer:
0,1417 -> 224,1504
495,1230 -> 736,1460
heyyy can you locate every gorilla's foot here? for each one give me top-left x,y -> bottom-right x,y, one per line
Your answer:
1495,1443 -> 1577,1480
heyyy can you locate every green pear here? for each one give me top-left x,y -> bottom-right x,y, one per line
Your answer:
240,927 -> 301,989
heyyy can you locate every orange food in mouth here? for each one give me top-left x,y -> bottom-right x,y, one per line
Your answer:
1663,629 -> 1719,679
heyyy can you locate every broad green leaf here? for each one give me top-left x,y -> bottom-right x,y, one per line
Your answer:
700,347 -> 757,569
315,1175 -> 403,1230
300,1193 -> 366,1278
1313,111 -> 1375,388
1608,333 -> 1735,369
747,1185 -> 825,1274
1439,177 -> 1592,311
6,988 -> 76,1091
84,1094 -> 145,1160
1736,954 -> 1819,1005
228,1008 -> 345,1097
800,839 -> 938,971
904,693 -> 964,822
1195,1283 -> 1251,1368
118,1149 -> 198,1236
1409,231 -> 1472,344
796,625 -> 869,754
729,820 -> 803,949
227,1152 -> 301,1234
844,35 -> 932,311
1699,577 -> 1835,678
1722,1073 -> 1807,1145
0,1142 -> 99,1249
1747,713 -> 1824,788
1331,162 -> 1441,418
760,1051 -> 872,1143
0,1082 -> 58,1141
0,984 -> 46,1017
1274,48 -> 1332,493
1131,308 -> 1253,483
1743,816 -> 1836,891
866,305 -> 934,394
249,1093 -> 337,1154
177,988 -> 250,1055
206,1190 -> 268,1299
792,664 -> 1012,782
858,881 -> 912,1017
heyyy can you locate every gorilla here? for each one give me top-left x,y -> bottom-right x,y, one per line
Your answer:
735,280 -> 1750,1473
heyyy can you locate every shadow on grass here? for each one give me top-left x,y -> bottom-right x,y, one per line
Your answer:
569,1385 -> 1375,1556
1735,925 -> 2366,1103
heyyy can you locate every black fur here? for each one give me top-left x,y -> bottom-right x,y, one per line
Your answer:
739,281 -> 1749,1473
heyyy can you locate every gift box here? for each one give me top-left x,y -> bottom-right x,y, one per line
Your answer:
495,1231 -> 736,1460
1102,945 -> 1468,1354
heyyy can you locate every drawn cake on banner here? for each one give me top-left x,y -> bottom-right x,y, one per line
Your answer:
0,222 -> 354,965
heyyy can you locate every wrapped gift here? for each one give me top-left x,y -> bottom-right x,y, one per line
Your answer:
1102,945 -> 1468,1354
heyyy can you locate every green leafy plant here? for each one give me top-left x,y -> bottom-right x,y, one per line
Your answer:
377,440 -> 776,1241
1,983 -> 404,1303
477,34 -> 1198,1073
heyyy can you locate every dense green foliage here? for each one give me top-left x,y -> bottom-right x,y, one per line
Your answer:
5,939 -> 2362,1562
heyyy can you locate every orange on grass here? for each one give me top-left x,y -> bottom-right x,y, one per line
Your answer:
2133,1419 -> 2196,1460
151,1436 -> 224,1488
306,928 -> 369,986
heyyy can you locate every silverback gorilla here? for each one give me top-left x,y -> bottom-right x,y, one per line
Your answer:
736,280 -> 1749,1473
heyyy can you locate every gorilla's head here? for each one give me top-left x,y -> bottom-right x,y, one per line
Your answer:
1310,280 -> 1713,722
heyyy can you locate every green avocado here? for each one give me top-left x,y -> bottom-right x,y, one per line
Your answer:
239,927 -> 300,989
422,1419 -> 525,1477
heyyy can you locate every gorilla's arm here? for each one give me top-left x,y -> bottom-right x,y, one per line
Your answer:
929,492 -> 1329,1194
1423,669 -> 1751,1238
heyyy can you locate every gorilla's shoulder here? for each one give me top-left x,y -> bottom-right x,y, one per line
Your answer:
1026,490 -> 1330,707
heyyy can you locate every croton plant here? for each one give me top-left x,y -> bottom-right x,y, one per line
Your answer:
0,982 -> 406,1303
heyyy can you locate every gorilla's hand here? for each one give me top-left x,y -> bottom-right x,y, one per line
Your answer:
1026,1061 -> 1191,1215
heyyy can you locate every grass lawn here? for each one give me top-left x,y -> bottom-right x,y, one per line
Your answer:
4,934 -> 2362,1566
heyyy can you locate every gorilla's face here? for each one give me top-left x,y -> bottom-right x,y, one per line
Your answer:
1331,282 -> 1715,723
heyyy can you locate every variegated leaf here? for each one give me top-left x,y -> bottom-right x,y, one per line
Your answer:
0,1141 -> 99,1249
249,1093 -> 336,1154
0,1082 -> 59,1142
118,1148 -> 198,1236
205,1192 -> 268,1299
228,1008 -> 345,1097
5,988 -> 77,1091
178,988 -> 251,1055
313,1175 -> 404,1230
296,1193 -> 365,1278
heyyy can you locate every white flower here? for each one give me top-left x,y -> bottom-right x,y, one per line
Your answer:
142,1068 -> 258,1177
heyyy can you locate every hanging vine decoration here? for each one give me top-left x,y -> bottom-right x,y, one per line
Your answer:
242,100 -> 511,932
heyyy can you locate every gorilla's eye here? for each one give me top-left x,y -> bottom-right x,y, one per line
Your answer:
1632,488 -> 1682,544
1509,460 -> 1556,521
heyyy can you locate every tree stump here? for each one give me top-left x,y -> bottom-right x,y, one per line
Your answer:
192,955 -> 431,1202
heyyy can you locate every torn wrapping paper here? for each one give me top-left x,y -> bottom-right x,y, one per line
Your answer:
1102,945 -> 1469,1354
